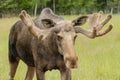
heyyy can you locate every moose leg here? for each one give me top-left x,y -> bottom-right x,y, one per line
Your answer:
25,66 -> 35,80
60,68 -> 71,80
36,69 -> 45,80
9,57 -> 19,80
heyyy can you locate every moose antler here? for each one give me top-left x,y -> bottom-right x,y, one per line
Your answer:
75,11 -> 113,38
19,10 -> 51,40
19,10 -> 62,40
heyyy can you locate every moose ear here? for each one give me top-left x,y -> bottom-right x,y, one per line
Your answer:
72,16 -> 88,26
41,19 -> 56,28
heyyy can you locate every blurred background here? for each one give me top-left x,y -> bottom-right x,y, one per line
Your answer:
0,0 -> 120,17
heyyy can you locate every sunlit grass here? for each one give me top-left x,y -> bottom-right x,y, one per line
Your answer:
0,14 -> 120,80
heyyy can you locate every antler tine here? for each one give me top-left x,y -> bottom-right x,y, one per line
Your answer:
87,11 -> 112,37
96,14 -> 112,31
88,11 -> 103,29
19,10 -> 48,40
96,24 -> 113,37
19,10 -> 35,27
88,11 -> 112,31
74,11 -> 112,38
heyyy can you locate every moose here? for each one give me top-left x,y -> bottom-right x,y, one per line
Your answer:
8,8 -> 113,80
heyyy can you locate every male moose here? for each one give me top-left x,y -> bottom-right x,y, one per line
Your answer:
8,8 -> 113,80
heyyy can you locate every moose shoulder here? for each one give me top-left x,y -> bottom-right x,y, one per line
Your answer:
8,8 -> 113,80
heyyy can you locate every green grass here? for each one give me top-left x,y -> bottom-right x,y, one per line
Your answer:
0,14 -> 120,80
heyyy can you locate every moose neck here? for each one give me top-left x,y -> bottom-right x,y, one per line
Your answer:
40,32 -> 60,55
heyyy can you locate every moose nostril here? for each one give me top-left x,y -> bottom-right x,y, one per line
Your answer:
71,60 -> 76,66
65,58 -> 78,68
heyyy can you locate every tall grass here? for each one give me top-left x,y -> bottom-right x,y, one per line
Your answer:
0,14 -> 120,80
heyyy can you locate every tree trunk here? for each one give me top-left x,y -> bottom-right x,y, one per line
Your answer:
118,1 -> 120,13
111,8 -> 113,14
53,0 -> 55,13
34,2 -> 37,16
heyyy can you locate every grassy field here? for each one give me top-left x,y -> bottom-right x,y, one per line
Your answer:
0,14 -> 120,80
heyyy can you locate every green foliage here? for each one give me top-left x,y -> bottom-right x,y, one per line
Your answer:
0,0 -> 120,16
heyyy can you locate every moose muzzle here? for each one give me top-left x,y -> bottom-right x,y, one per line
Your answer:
64,55 -> 78,69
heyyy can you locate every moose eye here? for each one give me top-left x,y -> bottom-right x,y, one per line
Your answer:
57,35 -> 63,41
